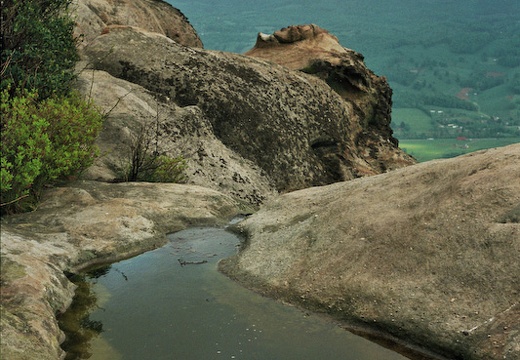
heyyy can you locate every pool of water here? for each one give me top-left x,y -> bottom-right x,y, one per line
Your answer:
60,225 -> 409,359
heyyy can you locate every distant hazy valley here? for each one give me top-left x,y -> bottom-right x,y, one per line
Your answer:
171,0 -> 520,160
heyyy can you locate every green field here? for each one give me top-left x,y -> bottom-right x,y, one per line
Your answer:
392,108 -> 434,136
399,138 -> 520,162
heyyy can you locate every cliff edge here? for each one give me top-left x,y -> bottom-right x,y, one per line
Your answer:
221,144 -> 520,360
79,23 -> 413,198
73,0 -> 202,48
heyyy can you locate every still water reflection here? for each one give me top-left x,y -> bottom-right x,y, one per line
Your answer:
60,226 -> 408,359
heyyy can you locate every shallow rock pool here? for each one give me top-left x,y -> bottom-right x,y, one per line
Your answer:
59,225 -> 408,359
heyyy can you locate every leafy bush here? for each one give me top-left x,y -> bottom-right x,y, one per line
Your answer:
0,0 -> 104,215
0,90 -> 103,214
1,0 -> 78,99
145,155 -> 187,183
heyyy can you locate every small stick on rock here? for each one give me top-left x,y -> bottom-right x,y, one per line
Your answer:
178,259 -> 208,266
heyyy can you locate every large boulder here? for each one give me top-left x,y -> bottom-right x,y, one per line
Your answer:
75,69 -> 276,206
246,24 -> 395,141
80,25 -> 414,194
72,0 -> 202,48
220,143 -> 520,360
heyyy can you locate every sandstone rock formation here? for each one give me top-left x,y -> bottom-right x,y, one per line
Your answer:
246,24 -> 395,143
80,24 -> 413,195
0,181 -> 248,360
75,69 -> 276,206
72,0 -> 202,48
220,143 -> 520,360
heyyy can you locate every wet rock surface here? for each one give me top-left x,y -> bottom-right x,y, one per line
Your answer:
1,181 -> 249,359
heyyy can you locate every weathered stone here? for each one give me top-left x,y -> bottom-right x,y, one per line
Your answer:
220,143 -> 520,360
81,25 -> 413,193
75,69 -> 276,206
246,24 -> 396,144
72,0 -> 202,48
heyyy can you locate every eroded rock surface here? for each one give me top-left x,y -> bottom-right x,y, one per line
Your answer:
76,69 -> 276,206
73,0 -> 202,48
80,25 -> 413,194
221,144 -> 520,360
246,24 -> 396,143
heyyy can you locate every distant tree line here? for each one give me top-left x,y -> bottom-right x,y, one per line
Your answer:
460,70 -> 506,91
511,73 -> 520,94
447,32 -> 493,55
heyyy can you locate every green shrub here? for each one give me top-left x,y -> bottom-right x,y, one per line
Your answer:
117,121 -> 187,183
119,151 -> 188,184
144,155 -> 187,183
1,0 -> 78,99
119,146 -> 188,184
0,89 -> 103,214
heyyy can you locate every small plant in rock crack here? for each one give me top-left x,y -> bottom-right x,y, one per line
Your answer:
119,121 -> 187,183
